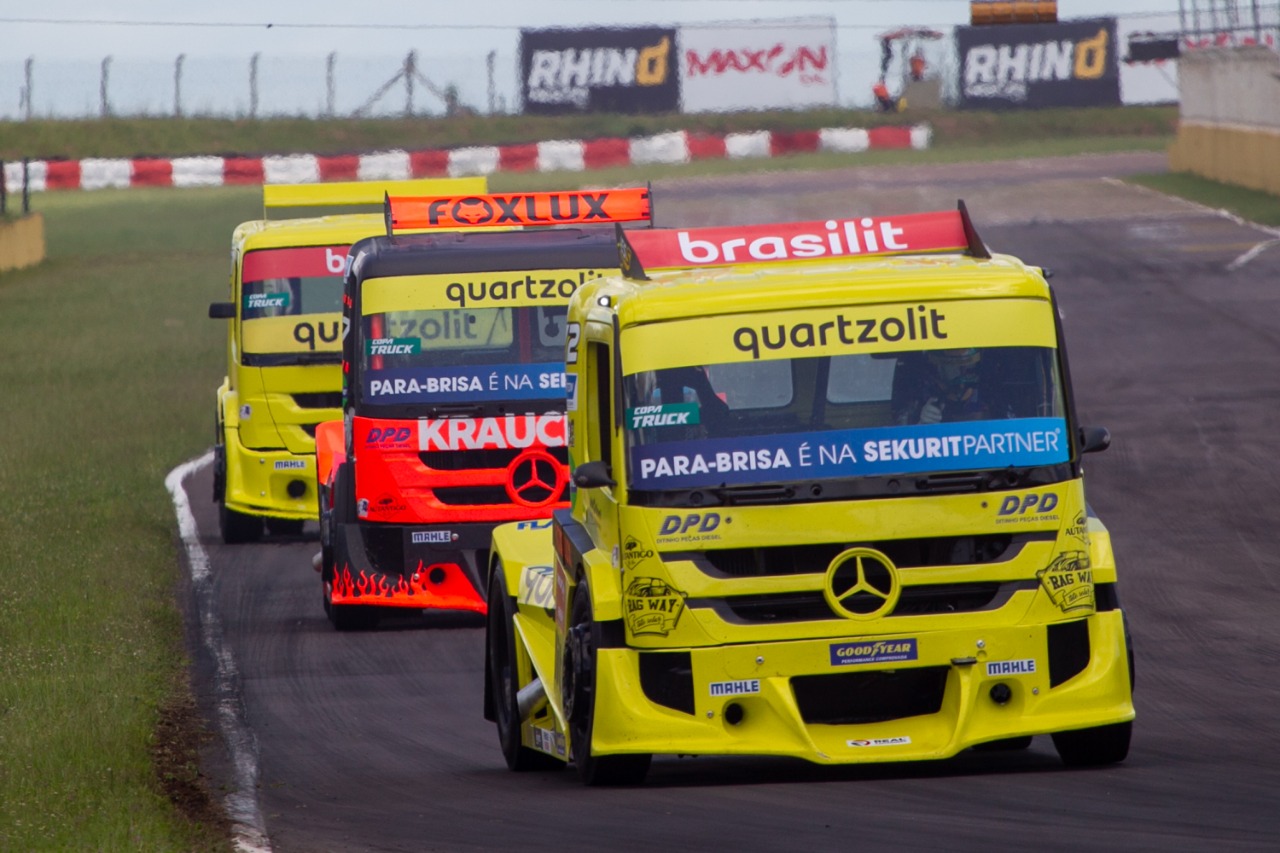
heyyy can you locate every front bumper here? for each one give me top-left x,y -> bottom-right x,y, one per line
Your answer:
222,429 -> 318,521
328,520 -> 490,613
586,611 -> 1133,763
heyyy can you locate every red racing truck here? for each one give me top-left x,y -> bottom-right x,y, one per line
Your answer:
314,187 -> 652,629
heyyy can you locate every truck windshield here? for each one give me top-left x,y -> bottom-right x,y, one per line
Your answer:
240,246 -> 346,362
359,305 -> 569,406
622,345 -> 1069,495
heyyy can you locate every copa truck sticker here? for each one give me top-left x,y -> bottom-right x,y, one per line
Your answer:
364,362 -> 567,403
629,418 -> 1069,489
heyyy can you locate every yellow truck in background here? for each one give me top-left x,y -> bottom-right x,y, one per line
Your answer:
208,178 -> 486,543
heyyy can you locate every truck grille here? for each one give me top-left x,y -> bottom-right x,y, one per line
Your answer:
697,582 -> 1019,625
792,666 -> 949,725
291,392 -> 342,409
420,447 -> 569,471
682,534 -> 1030,578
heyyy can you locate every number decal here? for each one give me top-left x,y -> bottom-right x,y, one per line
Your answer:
565,322 -> 581,365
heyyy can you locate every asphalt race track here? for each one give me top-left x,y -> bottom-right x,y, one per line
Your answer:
181,153 -> 1280,852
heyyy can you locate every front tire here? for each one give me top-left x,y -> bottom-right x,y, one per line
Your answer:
219,501 -> 264,544
564,575 -> 651,787
487,573 -> 562,771
266,518 -> 305,537
1052,721 -> 1132,767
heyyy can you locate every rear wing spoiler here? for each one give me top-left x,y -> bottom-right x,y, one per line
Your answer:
384,186 -> 652,235
262,177 -> 488,218
618,200 -> 990,280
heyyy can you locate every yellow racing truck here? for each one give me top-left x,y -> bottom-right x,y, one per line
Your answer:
484,205 -> 1134,785
208,178 -> 485,543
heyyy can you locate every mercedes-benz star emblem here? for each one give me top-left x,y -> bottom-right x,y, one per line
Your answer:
823,547 -> 901,621
505,449 -> 566,508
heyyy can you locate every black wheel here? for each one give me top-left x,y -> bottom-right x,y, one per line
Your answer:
487,573 -> 562,771
1051,721 -> 1132,767
564,575 -> 651,787
265,518 -> 305,537
972,735 -> 1034,752
219,500 -> 264,544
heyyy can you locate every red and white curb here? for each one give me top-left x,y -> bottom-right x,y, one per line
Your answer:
4,124 -> 930,193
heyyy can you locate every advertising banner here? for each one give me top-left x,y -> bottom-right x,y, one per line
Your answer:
956,18 -> 1121,109
520,27 -> 679,115
679,18 -> 837,113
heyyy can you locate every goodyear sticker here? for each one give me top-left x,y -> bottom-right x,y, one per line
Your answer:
624,577 -> 687,636
829,639 -> 918,667
1037,550 -> 1094,613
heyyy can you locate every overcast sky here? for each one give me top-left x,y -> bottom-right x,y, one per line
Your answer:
7,1 -> 1188,59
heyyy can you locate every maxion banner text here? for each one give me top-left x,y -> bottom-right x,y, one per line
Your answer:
624,210 -> 970,271
387,188 -> 651,230
680,18 -> 837,113
956,18 -> 1120,109
520,27 -> 679,115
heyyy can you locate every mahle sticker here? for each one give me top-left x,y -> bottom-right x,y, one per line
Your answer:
245,292 -> 290,310
626,403 -> 700,430
367,337 -> 421,356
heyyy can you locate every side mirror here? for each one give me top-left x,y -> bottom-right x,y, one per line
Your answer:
209,301 -> 235,319
573,460 -> 616,489
1079,426 -> 1111,454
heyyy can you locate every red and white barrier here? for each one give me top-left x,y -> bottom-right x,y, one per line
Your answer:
3,124 -> 931,193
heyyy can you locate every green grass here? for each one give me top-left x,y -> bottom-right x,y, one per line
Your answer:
0,105 -> 1178,161
0,185 -> 256,852
1128,171 -> 1280,227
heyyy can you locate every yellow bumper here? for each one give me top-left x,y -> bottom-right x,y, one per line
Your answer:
585,611 -> 1133,763
223,427 -> 319,521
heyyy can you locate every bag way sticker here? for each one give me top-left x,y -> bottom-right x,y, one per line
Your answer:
620,300 -> 1055,373
829,639 -> 918,667
364,363 -> 567,404
1037,550 -> 1095,613
623,577 -> 687,636
387,187 -> 651,230
242,245 -> 348,281
626,403 -> 700,430
418,414 -> 566,451
629,418 -> 1069,489
625,210 -> 968,271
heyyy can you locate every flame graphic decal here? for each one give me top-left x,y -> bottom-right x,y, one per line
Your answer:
330,560 -> 486,614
